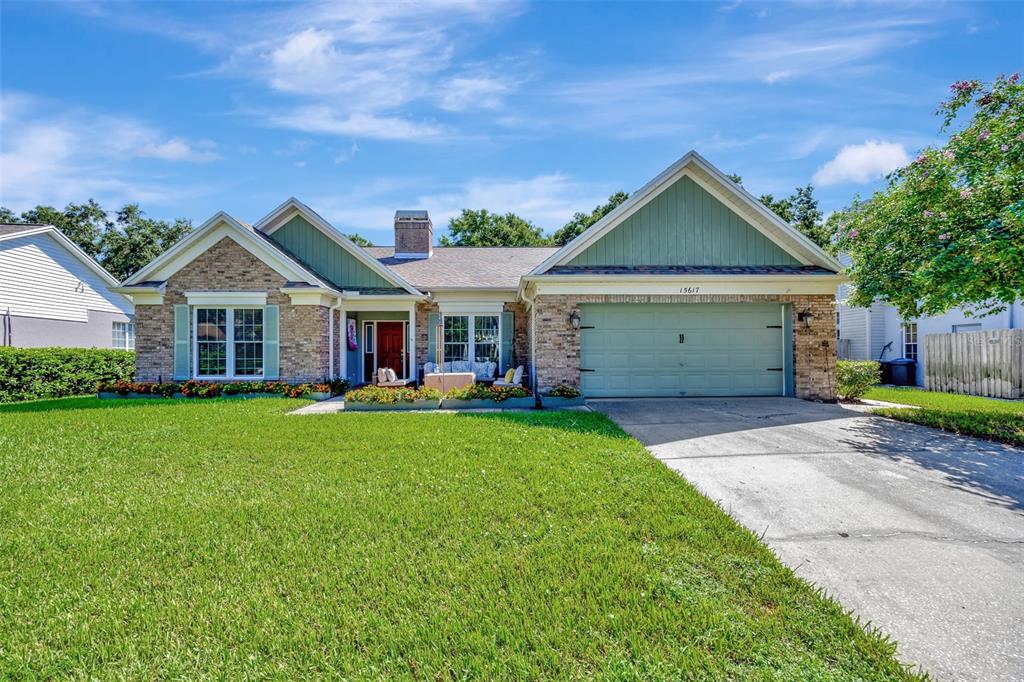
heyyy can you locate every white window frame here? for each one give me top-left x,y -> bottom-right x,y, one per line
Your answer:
193,306 -> 265,380
902,322 -> 918,361
442,314 -> 501,367
112,321 -> 135,350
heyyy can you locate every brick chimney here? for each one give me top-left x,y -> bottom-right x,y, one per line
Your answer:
394,210 -> 433,259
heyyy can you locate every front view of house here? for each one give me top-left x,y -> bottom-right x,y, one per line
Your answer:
113,152 -> 844,400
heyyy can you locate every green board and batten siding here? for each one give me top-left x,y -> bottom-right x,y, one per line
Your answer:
569,176 -> 799,267
268,215 -> 400,290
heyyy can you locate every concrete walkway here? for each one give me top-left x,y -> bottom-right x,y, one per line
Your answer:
589,397 -> 1024,682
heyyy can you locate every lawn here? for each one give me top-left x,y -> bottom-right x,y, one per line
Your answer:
865,387 -> 1024,448
0,398 -> 921,679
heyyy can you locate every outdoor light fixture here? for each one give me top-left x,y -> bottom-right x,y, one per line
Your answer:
798,310 -> 816,328
569,310 -> 581,329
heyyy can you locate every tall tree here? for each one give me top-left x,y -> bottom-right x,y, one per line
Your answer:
440,209 -> 550,247
757,193 -> 794,223
345,233 -> 373,247
99,204 -> 193,280
2,200 -> 111,257
833,74 -> 1024,318
552,191 -> 629,246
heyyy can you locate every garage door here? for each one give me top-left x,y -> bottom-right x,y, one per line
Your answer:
580,303 -> 787,397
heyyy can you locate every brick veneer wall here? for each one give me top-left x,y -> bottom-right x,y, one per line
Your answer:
532,293 -> 837,401
134,236 -> 330,383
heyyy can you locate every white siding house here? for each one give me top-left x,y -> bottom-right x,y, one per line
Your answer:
0,225 -> 134,348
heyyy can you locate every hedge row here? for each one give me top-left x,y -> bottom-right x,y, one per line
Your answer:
0,347 -> 135,403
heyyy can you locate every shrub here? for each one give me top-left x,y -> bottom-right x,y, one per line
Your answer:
836,360 -> 881,400
94,380 -> 342,399
0,347 -> 134,403
544,384 -> 581,398
444,384 -> 531,402
344,385 -> 442,404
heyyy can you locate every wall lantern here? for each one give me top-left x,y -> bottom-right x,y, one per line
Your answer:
569,310 -> 581,329
797,310 -> 816,328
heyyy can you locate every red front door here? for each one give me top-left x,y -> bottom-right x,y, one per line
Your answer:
377,322 -> 405,379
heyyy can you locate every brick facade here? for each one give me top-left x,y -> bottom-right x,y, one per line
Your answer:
532,293 -> 837,401
134,237 -> 330,383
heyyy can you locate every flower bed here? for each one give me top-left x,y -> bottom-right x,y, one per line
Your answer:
343,385 -> 442,411
539,384 -> 585,408
441,384 -> 534,410
96,379 -> 348,401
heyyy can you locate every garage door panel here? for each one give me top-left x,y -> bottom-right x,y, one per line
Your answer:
580,303 -> 785,397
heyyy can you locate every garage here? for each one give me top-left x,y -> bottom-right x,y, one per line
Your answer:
579,303 -> 789,397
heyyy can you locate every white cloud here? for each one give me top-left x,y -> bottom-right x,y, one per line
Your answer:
812,140 -> 910,186
269,107 -> 445,141
439,75 -> 512,111
0,92 -> 218,211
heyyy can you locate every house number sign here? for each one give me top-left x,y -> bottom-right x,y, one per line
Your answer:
679,286 -> 701,294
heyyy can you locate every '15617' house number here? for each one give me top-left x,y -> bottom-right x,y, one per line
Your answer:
679,286 -> 701,294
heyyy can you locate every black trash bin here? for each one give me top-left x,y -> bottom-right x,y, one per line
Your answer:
879,361 -> 894,385
890,358 -> 916,387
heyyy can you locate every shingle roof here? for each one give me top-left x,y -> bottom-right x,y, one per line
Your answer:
544,265 -> 838,275
0,224 -> 48,237
364,246 -> 558,289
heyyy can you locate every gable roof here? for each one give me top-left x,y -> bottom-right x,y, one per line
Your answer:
531,151 -> 843,275
0,224 -> 122,287
365,246 -> 558,289
121,212 -> 334,289
254,198 -> 420,295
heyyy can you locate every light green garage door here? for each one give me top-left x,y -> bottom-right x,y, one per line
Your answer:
580,303 -> 788,397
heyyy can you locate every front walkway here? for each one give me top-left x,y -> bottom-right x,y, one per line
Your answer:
589,397 -> 1024,682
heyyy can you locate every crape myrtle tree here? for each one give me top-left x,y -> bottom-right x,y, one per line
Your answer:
832,74 -> 1024,318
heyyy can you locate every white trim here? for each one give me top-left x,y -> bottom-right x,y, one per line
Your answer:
192,305 -> 266,380
528,274 -> 844,296
407,302 -> 417,381
186,291 -> 267,306
284,291 -> 336,306
439,312 -> 502,368
437,300 -> 505,315
123,213 -> 331,288
253,198 -> 422,295
342,296 -> 423,312
112,286 -> 165,305
531,151 -> 844,275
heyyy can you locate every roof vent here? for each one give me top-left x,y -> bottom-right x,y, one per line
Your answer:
394,210 -> 432,259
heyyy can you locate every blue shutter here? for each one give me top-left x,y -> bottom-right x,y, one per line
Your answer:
427,313 -> 439,365
500,311 -> 514,373
263,305 -> 280,380
173,304 -> 190,380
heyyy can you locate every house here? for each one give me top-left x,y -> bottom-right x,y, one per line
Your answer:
113,151 -> 844,399
0,224 -> 134,349
837,285 -> 1024,386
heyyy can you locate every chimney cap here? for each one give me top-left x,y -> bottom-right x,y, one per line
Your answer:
395,210 -> 430,221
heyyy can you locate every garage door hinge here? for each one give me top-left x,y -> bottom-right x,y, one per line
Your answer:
766,324 -> 782,328
579,368 -> 595,372
766,367 -> 783,372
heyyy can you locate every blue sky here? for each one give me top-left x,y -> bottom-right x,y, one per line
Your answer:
1,1 -> 1019,245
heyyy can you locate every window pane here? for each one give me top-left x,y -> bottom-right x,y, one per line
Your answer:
197,308 -> 227,376
473,315 -> 499,363
112,322 -> 125,349
363,322 -> 374,353
126,322 -> 135,350
233,308 -> 264,377
444,315 -> 469,362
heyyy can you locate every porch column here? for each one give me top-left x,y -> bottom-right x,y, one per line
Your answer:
408,302 -> 417,383
338,305 -> 347,382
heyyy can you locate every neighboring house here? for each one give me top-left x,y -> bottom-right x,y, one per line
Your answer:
837,285 -> 1024,386
113,151 -> 844,399
0,224 -> 134,349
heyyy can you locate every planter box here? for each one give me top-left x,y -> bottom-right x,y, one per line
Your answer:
345,399 -> 440,411
441,396 -> 536,410
540,395 -> 585,409
309,392 -> 332,401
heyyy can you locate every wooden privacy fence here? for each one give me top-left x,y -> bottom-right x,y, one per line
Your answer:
924,329 -> 1024,399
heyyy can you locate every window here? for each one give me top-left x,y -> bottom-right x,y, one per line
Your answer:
195,307 -> 263,378
363,321 -> 374,353
112,321 -> 135,350
902,323 -> 918,361
953,323 -> 982,334
443,315 -> 469,362
473,315 -> 499,363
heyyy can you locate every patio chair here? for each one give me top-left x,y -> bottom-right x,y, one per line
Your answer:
494,365 -> 525,388
376,367 -> 409,387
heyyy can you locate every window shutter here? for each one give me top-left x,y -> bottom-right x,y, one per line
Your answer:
501,310 -> 514,372
173,304 -> 190,380
427,313 -> 439,365
263,305 -> 280,380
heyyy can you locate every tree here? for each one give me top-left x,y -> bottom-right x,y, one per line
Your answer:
551,191 -> 629,246
99,204 -> 193,280
758,193 -> 794,223
440,209 -> 550,247
833,74 -> 1024,318
345,233 -> 373,247
2,200 -> 111,257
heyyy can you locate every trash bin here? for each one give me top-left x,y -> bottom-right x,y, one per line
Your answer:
879,361 -> 894,385
890,358 -> 916,387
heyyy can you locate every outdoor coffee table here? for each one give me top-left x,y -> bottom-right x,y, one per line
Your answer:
423,372 -> 475,392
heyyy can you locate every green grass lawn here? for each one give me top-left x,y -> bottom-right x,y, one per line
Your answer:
1,398 -> 921,679
865,387 -> 1024,448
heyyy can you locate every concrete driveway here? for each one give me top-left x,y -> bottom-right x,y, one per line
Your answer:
589,397 -> 1024,682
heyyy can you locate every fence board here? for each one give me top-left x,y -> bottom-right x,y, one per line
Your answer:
922,329 -> 1023,398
